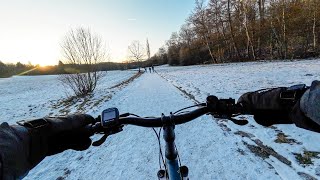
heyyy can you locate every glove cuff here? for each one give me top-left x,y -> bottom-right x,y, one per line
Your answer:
300,80 -> 320,125
279,84 -> 308,109
290,99 -> 320,133
17,118 -> 50,168
0,123 -> 32,179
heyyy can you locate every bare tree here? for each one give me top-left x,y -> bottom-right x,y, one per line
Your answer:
60,27 -> 107,97
189,0 -> 218,63
241,0 -> 256,60
227,0 -> 241,60
179,23 -> 195,47
128,40 -> 145,72
146,38 -> 151,60
257,0 -> 266,57
312,0 -> 317,51
281,0 -> 287,59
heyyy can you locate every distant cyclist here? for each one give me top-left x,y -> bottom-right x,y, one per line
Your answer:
0,80 -> 319,179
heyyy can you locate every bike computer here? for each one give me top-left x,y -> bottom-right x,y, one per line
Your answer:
101,108 -> 119,127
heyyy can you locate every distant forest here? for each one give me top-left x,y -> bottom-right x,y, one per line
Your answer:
0,61 -> 143,78
148,0 -> 320,65
0,61 -> 35,78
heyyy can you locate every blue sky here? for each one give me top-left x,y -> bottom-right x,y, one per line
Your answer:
0,0 -> 195,65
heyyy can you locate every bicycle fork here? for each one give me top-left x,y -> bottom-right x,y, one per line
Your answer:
157,124 -> 189,180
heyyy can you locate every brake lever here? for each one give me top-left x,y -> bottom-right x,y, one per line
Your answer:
92,134 -> 109,146
213,114 -> 248,126
92,124 -> 124,146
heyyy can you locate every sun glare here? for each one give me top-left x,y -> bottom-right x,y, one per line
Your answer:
33,59 -> 58,67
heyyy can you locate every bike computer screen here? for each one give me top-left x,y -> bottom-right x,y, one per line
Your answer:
101,108 -> 119,127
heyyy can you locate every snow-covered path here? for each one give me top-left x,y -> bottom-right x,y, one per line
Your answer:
26,72 -> 284,180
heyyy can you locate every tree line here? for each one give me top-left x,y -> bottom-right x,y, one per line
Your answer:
0,61 -> 35,78
148,0 -> 319,66
0,60 -> 142,78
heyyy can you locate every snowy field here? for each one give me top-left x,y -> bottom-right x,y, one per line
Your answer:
0,60 -> 320,179
0,70 -> 136,124
156,60 -> 319,100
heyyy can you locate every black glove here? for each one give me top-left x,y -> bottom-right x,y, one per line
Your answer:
237,84 -> 320,133
0,114 -> 95,179
24,114 -> 95,165
237,87 -> 293,126
44,114 -> 95,155
237,85 -> 308,126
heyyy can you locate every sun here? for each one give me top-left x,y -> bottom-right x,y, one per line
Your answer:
38,63 -> 49,67
34,60 -> 56,67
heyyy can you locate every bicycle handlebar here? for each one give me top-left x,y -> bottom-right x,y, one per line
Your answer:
91,95 -> 246,132
88,95 -> 247,146
118,106 -> 209,127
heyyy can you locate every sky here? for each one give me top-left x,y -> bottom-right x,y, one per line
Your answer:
0,0 -> 196,66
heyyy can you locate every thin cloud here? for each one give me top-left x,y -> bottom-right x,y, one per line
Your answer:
127,18 -> 137,21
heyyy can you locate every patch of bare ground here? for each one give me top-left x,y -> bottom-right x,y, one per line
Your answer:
243,140 -> 292,166
56,168 -> 71,180
50,71 -> 142,114
297,172 -> 317,180
275,132 -> 302,145
293,151 -> 320,166
109,72 -> 143,89
234,131 -> 255,138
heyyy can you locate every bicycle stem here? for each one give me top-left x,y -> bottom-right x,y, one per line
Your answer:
163,125 -> 177,160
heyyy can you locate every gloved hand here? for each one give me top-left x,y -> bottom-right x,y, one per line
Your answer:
237,87 -> 296,126
0,114 -> 95,179
44,114 -> 95,155
26,114 -> 95,165
237,82 -> 320,133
